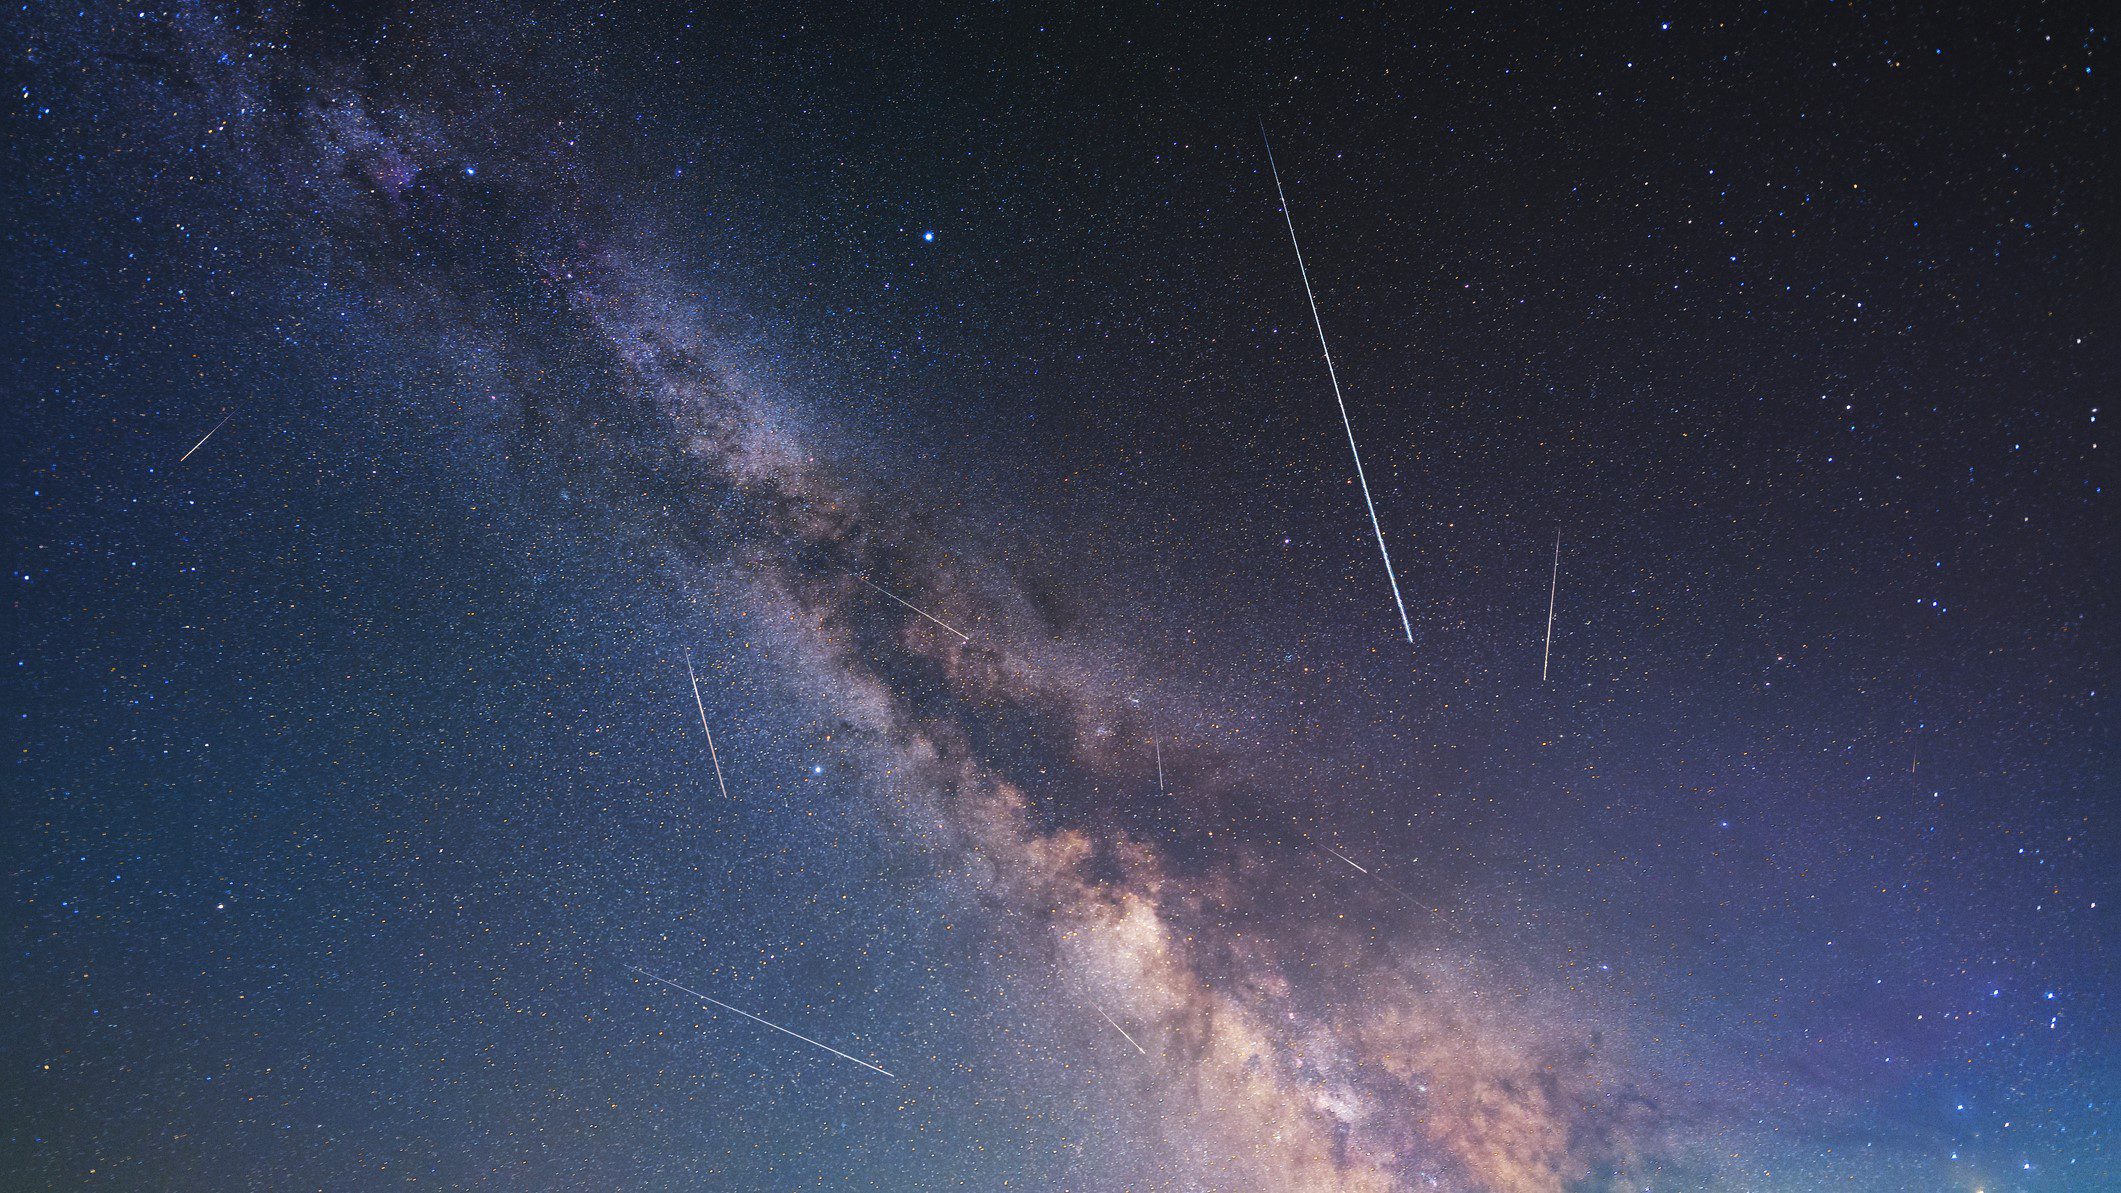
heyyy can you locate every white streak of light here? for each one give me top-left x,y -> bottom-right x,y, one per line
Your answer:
628,966 -> 895,1077
856,575 -> 971,642
684,648 -> 732,800
1096,1005 -> 1148,1055
180,414 -> 233,463
1542,528 -> 1562,683
1260,122 -> 1414,645
1324,847 -> 1370,875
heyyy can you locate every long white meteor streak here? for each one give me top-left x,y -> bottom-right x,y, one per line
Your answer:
179,413 -> 233,463
1542,527 -> 1562,683
1323,846 -> 1370,875
1096,1005 -> 1148,1055
856,574 -> 970,642
1153,738 -> 1164,795
1260,121 -> 1415,645
627,966 -> 895,1077
683,648 -> 731,800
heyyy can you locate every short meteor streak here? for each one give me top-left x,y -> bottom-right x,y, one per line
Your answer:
627,966 -> 895,1077
179,413 -> 232,463
1542,527 -> 1562,683
1323,846 -> 1370,875
1096,1005 -> 1148,1056
856,574 -> 970,642
1153,738 -> 1165,795
683,648 -> 731,800
1260,121 -> 1414,645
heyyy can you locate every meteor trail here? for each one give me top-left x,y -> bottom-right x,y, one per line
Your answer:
179,413 -> 232,463
1260,120 -> 1414,645
1323,846 -> 1370,875
1096,1005 -> 1148,1055
1542,527 -> 1562,683
626,966 -> 895,1077
1153,738 -> 1164,795
856,575 -> 971,643
684,648 -> 731,800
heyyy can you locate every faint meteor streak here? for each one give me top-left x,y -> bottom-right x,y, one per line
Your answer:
1153,738 -> 1165,795
179,413 -> 232,462
1542,527 -> 1562,683
627,966 -> 895,1077
1323,846 -> 1370,875
856,574 -> 971,642
1260,120 -> 1415,645
684,648 -> 732,800
1096,1004 -> 1148,1055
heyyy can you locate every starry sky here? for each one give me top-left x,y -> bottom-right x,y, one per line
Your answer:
3,2 -> 2113,1190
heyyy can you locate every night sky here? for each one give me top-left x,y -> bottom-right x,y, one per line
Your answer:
3,3 -> 2113,1190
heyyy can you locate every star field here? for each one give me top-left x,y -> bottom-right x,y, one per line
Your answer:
2,3 -> 2112,1190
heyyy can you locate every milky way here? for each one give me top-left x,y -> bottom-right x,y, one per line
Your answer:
6,4 -> 2111,1190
